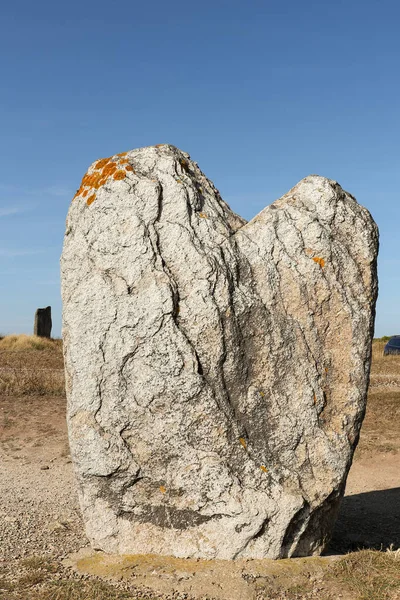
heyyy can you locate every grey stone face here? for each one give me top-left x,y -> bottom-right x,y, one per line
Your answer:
61,145 -> 378,559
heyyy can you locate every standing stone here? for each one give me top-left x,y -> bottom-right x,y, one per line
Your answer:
61,145 -> 378,560
34,306 -> 52,338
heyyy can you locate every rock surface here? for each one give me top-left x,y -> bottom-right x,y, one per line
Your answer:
61,145 -> 378,559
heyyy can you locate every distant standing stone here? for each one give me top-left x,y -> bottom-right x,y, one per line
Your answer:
34,306 -> 52,338
61,145 -> 379,560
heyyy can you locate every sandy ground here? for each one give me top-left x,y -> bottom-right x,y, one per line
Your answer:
0,388 -> 399,599
0,396 -> 86,563
1,395 -> 398,560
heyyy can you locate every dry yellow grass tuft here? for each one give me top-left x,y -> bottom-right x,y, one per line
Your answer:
0,335 -> 65,396
0,334 -> 61,352
330,549 -> 400,600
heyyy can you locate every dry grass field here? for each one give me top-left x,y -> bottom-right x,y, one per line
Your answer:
0,336 -> 399,600
0,335 -> 65,397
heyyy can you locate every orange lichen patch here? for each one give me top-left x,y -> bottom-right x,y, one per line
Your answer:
159,485 -> 166,494
91,180 -> 102,190
239,437 -> 247,449
312,256 -> 325,268
313,394 -> 317,404
176,179 -> 182,184
102,163 -> 118,176
82,173 -> 102,187
260,465 -> 268,473
94,157 -> 111,170
73,152 -> 134,205
101,163 -> 118,177
92,179 -> 105,190
199,212 -> 208,219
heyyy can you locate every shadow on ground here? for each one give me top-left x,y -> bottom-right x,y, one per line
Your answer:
327,487 -> 400,553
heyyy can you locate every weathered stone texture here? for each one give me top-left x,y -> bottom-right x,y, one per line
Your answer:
34,306 -> 52,338
61,145 -> 378,559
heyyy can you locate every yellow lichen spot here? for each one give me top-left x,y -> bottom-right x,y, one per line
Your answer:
113,170 -> 126,180
259,391 -> 265,398
312,256 -> 325,268
199,212 -> 208,219
239,437 -> 247,449
87,194 -> 96,206
159,485 -> 166,494
176,179 -> 182,184
125,165 -> 135,172
95,157 -> 111,170
260,465 -> 268,473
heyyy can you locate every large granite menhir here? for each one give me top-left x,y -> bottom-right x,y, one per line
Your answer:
61,145 -> 378,559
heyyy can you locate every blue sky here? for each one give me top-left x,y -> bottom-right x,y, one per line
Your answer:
0,0 -> 399,337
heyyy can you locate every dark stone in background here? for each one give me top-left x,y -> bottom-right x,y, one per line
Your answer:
34,306 -> 52,338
